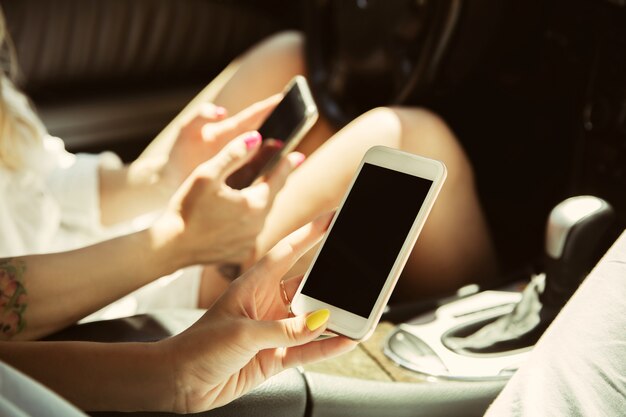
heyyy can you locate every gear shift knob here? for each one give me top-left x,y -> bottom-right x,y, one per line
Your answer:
384,196 -> 617,375
542,196 -> 615,308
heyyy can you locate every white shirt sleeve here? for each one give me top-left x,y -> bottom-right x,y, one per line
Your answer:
0,136 -> 122,256
485,231 -> 626,416
44,136 -> 123,244
0,135 -> 202,314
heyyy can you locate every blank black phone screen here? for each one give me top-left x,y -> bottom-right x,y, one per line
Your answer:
258,82 -> 307,142
301,163 -> 433,318
226,83 -> 308,189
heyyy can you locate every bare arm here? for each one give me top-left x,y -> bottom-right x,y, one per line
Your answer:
99,97 -> 278,226
0,215 -> 355,413
0,228 -> 182,341
0,341 -> 173,412
0,135 -> 298,341
98,164 -> 175,226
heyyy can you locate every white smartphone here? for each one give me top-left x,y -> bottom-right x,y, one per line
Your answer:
227,75 -> 318,189
291,146 -> 447,341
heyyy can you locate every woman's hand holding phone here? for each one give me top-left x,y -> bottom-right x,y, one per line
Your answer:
165,95 -> 284,186
158,213 -> 356,413
131,95 -> 283,199
149,132 -> 303,271
226,76 -> 318,190
216,76 -> 318,278
291,146 -> 447,341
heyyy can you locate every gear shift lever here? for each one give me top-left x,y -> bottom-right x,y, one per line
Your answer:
444,196 -> 615,354
541,196 -> 615,309
384,196 -> 616,379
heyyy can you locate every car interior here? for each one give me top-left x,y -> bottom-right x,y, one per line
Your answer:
3,0 -> 626,416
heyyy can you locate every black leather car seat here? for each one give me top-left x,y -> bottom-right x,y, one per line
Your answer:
2,0 -> 294,158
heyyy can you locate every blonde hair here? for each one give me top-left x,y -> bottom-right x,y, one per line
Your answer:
0,6 -> 47,170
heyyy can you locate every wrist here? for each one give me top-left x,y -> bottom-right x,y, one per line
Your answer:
141,341 -> 179,412
130,155 -> 181,196
146,212 -> 193,274
100,161 -> 178,226
154,337 -> 188,413
99,342 -> 178,412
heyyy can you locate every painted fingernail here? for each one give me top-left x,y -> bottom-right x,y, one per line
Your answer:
292,152 -> 306,167
306,309 -> 330,331
215,106 -> 227,117
244,132 -> 262,150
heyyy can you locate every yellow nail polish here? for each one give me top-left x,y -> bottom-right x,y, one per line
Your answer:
306,309 -> 330,331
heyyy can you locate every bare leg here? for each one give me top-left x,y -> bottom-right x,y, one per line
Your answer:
256,107 -> 498,298
204,30 -> 336,155
191,32 -> 497,305
140,31 -> 332,162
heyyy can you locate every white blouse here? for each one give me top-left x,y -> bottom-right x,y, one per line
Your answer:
0,135 -> 201,321
0,135 -> 120,256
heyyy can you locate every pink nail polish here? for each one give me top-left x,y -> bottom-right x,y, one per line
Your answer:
215,106 -> 227,117
244,132 -> 262,150
293,152 -> 306,167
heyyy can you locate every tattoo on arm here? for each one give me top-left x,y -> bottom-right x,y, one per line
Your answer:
0,259 -> 27,340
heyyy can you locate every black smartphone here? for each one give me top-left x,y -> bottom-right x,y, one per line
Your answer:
226,75 -> 318,189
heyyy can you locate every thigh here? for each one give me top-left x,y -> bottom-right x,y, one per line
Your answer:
144,31 -> 335,161
258,107 -> 469,253
256,107 -> 497,295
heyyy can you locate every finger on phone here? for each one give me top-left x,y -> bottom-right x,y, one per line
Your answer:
180,102 -> 228,129
261,151 -> 305,201
280,335 -> 358,370
207,131 -> 262,181
281,275 -> 304,302
254,314 -> 328,351
198,102 -> 228,120
229,140 -> 284,189
258,212 -> 335,282
216,94 -> 282,139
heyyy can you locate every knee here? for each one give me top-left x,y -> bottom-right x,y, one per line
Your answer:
264,30 -> 304,51
345,106 -> 473,180
355,107 -> 405,140
240,30 -> 306,80
356,106 -> 454,148
253,30 -> 305,62
386,106 -> 475,184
